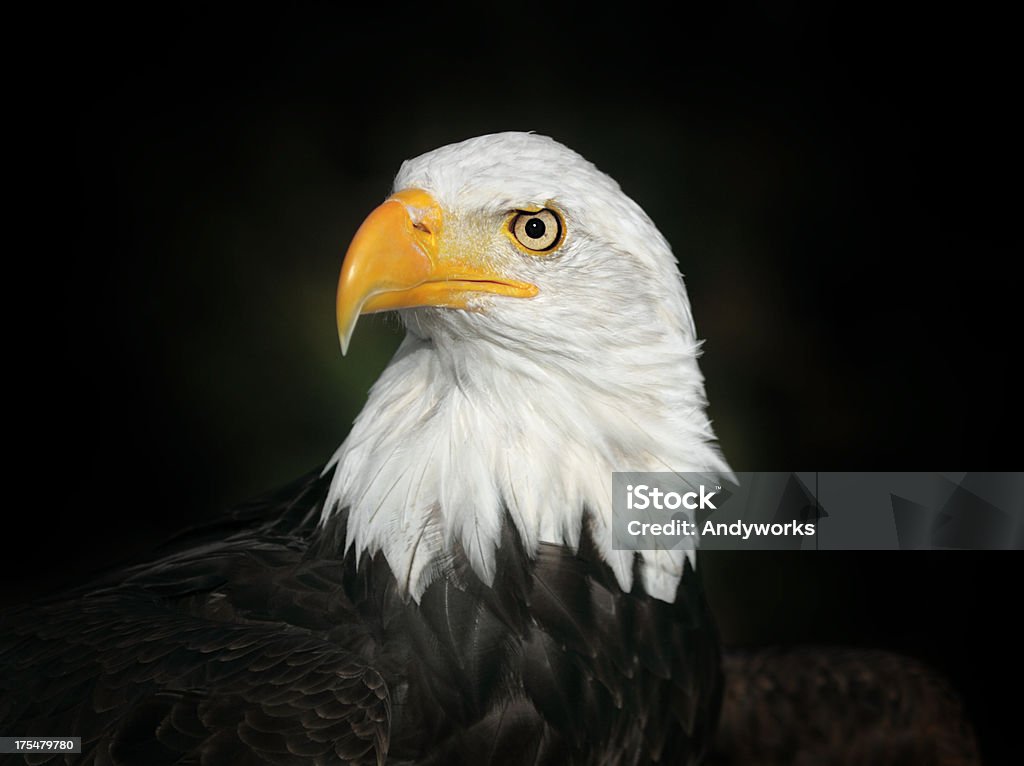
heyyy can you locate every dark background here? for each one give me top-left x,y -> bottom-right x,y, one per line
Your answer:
8,4 -> 1020,762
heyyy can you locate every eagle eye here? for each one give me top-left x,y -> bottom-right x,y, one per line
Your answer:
508,208 -> 564,254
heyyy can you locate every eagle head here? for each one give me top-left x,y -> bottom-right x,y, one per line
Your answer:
325,132 -> 730,602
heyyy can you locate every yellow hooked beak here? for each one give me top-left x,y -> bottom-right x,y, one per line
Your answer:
336,188 -> 539,353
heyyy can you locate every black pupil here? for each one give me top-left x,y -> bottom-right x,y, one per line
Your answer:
525,217 -> 546,239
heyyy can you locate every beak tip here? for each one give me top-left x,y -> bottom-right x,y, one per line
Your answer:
336,299 -> 359,358
338,327 -> 352,356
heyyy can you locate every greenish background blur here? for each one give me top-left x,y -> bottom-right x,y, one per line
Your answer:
8,5 -> 1018,761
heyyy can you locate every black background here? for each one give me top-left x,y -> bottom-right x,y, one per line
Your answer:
7,4 -> 1020,762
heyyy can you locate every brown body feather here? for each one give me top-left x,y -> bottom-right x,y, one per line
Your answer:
709,646 -> 980,766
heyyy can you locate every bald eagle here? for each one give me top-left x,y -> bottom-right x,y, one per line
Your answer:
1,133 -> 729,764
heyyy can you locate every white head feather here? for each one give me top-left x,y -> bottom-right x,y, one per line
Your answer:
323,132 -> 730,602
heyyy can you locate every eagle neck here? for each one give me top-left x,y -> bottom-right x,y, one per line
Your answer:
322,330 -> 728,603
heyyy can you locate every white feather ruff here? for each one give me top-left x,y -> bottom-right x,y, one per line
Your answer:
323,133 -> 731,602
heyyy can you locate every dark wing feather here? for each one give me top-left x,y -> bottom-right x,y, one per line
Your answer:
0,471 -> 390,766
1,590 -> 389,766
